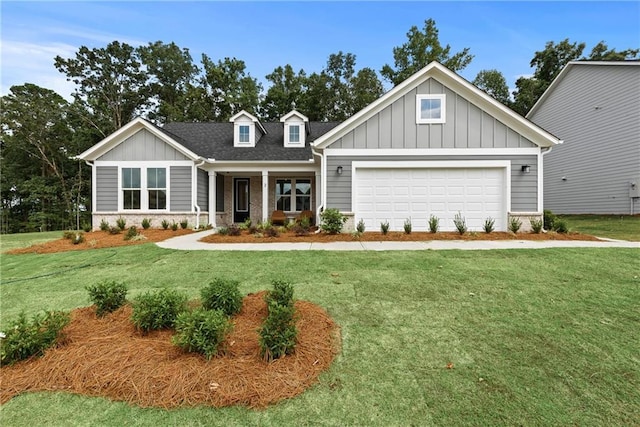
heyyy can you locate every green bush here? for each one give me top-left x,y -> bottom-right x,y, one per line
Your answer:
200,278 -> 243,316
86,280 -> 128,317
508,217 -> 522,233
292,217 -> 311,236
171,221 -> 179,231
141,218 -> 152,230
428,215 -> 439,233
108,226 -> 120,235
259,301 -> 297,361
483,217 -> 495,234
116,217 -> 126,231
82,222 -> 92,232
180,219 -> 189,229
403,218 -> 412,234
543,209 -> 556,230
453,212 -> 467,235
266,280 -> 294,308
530,217 -> 544,234
320,208 -> 346,234
161,219 -> 170,230
554,219 -> 569,233
131,289 -> 187,333
217,226 -> 229,236
228,224 -> 241,236
380,221 -> 390,235
0,310 -> 70,365
356,219 -> 366,233
123,226 -> 139,241
99,219 -> 110,231
63,230 -> 85,244
172,308 -> 232,359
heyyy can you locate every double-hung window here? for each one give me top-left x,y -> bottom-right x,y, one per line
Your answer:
147,168 -> 167,210
295,179 -> 311,211
275,179 -> 292,211
289,125 -> 300,143
239,125 -> 250,143
122,168 -> 141,210
275,178 -> 311,212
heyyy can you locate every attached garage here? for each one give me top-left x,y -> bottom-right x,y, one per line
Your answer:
353,161 -> 509,232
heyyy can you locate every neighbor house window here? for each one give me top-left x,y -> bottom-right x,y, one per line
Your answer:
239,125 -> 250,143
416,94 -> 446,124
289,125 -> 300,143
275,178 -> 311,211
275,179 -> 292,211
122,168 -> 141,210
147,168 -> 166,210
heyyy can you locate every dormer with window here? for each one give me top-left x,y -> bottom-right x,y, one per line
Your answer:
280,110 -> 309,147
230,110 -> 266,147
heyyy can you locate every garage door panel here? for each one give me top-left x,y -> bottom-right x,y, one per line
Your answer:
355,167 -> 505,232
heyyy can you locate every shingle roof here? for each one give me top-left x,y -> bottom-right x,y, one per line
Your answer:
161,121 -> 340,161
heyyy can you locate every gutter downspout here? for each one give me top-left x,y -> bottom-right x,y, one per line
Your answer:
84,160 -> 95,230
193,158 -> 206,229
540,146 -> 554,216
311,147 -> 323,233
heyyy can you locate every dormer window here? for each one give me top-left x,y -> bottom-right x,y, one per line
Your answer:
230,110 -> 266,147
280,110 -> 309,147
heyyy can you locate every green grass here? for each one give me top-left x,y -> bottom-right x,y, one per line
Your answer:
1,244 -> 639,426
559,214 -> 640,241
0,231 -> 62,252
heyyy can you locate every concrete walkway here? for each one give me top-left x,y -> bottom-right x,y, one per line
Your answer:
156,229 -> 640,251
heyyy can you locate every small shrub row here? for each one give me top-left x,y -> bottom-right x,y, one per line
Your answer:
86,280 -> 128,317
172,309 -> 231,360
98,218 -> 189,232
260,280 -> 297,361
131,289 -> 188,333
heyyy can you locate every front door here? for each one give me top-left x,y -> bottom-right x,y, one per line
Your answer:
233,178 -> 250,223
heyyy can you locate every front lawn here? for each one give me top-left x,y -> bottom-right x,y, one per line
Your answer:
1,244 -> 638,426
560,214 -> 640,241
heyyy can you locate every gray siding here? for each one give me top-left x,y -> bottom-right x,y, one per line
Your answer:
95,166 -> 118,212
197,168 -> 208,210
326,155 -> 538,212
99,129 -> 189,161
529,64 -> 640,214
170,166 -> 192,211
329,78 -> 537,150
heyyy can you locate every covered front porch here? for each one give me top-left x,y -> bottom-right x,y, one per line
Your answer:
206,165 -> 321,227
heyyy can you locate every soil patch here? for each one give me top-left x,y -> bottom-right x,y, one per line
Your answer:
0,292 -> 339,408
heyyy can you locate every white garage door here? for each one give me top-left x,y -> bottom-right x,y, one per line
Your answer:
355,167 -> 506,232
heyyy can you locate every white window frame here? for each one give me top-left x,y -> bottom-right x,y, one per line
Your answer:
275,178 -> 312,212
284,123 -> 305,147
122,167 -> 141,210
234,122 -> 255,147
114,163 -> 180,212
147,167 -> 167,210
416,94 -> 446,124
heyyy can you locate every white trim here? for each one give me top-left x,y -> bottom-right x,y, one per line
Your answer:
284,123 -> 305,147
280,110 -> 309,123
350,160 -> 512,214
262,170 -> 269,223
234,122 -> 255,147
274,177 -> 313,213
416,94 -> 446,124
229,110 -> 267,134
118,165 -> 170,213
325,148 -> 541,157
95,160 -> 194,167
208,171 -> 216,227
206,164 -> 319,173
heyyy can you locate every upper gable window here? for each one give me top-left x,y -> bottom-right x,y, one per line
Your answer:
289,125 -> 300,144
281,110 -> 308,147
239,125 -> 251,143
231,110 -> 265,147
416,94 -> 446,124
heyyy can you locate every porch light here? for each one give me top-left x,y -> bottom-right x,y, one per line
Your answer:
337,166 -> 343,175
521,165 -> 530,174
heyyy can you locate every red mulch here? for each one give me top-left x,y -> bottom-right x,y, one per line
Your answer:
0,292 -> 340,409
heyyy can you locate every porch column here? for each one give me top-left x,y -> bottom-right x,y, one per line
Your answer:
262,170 -> 269,223
315,171 -> 322,211
208,171 -> 216,227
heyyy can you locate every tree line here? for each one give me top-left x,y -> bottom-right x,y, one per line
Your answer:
1,18 -> 637,233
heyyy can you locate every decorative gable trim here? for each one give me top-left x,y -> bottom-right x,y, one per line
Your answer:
280,110 -> 309,147
312,61 -> 562,150
229,110 -> 267,147
75,117 -> 200,161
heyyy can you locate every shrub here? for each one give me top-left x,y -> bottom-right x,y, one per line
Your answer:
131,289 -> 187,333
82,222 -> 92,233
0,310 -> 70,365
180,219 -> 189,229
86,280 -> 128,317
264,225 -> 279,237
483,217 -> 495,234
228,224 -> 241,236
99,219 -> 110,231
428,215 -> 439,233
172,308 -> 232,360
543,209 -> 556,231
292,216 -> 311,236
453,212 -> 467,235
508,216 -> 522,233
356,219 -> 366,233
530,217 -> 544,234
554,219 -> 569,233
171,221 -> 179,231
141,218 -> 152,230
403,218 -> 412,234
161,219 -> 170,230
116,217 -> 126,231
124,226 -> 139,241
240,218 -> 252,230
63,230 -> 85,244
320,208 -> 346,234
380,221 -> 390,235
200,278 -> 243,316
266,280 -> 294,308
217,226 -> 229,236
260,301 -> 297,361
108,226 -> 121,235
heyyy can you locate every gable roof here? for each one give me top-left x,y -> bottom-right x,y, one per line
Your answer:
526,61 -> 640,118
313,61 -> 562,149
76,117 -> 202,161
229,110 -> 267,134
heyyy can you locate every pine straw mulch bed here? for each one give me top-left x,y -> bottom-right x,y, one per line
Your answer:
0,291 -> 340,409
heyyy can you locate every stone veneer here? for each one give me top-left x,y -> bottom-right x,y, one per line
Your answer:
92,213 -> 207,231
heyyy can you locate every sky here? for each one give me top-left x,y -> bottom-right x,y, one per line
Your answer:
1,1 -> 639,101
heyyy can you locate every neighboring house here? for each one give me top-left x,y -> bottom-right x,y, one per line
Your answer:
77,61 -> 561,232
527,61 -> 640,215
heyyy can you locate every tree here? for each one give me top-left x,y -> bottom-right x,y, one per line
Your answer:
0,84 -> 81,231
54,41 -> 149,137
587,41 -> 640,61
260,65 -> 307,121
472,69 -> 511,106
138,41 -> 200,124
200,55 -> 262,120
381,18 -> 473,86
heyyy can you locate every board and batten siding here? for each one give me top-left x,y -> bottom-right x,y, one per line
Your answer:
529,64 -> 640,214
326,155 -> 538,212
98,129 -> 190,161
170,166 -> 192,211
197,168 -> 208,210
95,166 -> 118,212
330,78 -> 537,150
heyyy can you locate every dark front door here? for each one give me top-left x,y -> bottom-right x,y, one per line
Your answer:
233,178 -> 250,223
